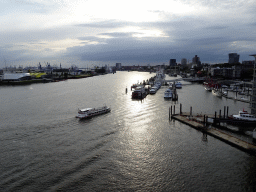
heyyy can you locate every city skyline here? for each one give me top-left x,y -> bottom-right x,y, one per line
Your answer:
1,0 -> 256,68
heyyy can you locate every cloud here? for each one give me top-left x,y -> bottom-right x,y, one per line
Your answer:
1,0 -> 256,68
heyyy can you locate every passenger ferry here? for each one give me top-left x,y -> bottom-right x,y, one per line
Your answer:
76,106 -> 111,119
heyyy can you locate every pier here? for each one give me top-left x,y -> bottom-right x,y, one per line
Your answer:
169,104 -> 256,155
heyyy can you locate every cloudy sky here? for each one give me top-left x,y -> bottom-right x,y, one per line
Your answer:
1,0 -> 256,68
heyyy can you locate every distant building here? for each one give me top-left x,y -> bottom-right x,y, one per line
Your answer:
116,63 -> 122,70
2,73 -> 31,81
169,59 -> 176,66
192,55 -> 201,65
181,58 -> 187,65
229,53 -> 240,64
250,54 -> 256,115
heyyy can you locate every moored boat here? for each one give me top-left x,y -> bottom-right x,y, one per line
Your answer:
212,89 -> 222,97
76,106 -> 111,119
229,110 -> 256,124
175,81 -> 182,89
164,88 -> 173,99
132,86 -> 147,99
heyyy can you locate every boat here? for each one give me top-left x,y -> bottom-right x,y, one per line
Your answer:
175,81 -> 182,89
132,86 -> 147,99
76,105 -> 111,119
164,88 -> 173,99
230,110 -> 256,123
205,86 -> 212,92
212,89 -> 222,97
149,88 -> 156,94
240,97 -> 248,101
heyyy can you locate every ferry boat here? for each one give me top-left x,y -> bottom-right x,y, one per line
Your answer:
164,88 -> 173,99
132,86 -> 147,99
76,106 -> 111,119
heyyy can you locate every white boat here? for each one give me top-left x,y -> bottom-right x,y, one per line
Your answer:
175,81 -> 182,89
232,110 -> 256,122
164,88 -> 173,99
205,86 -> 212,92
222,91 -> 227,96
76,106 -> 111,119
240,97 -> 248,101
149,88 -> 156,94
212,89 -> 222,97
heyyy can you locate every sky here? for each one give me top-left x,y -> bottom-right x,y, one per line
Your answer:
1,0 -> 256,68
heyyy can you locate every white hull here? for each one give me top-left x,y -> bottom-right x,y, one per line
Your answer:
76,106 -> 111,119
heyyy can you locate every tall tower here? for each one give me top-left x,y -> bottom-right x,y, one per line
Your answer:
169,59 -> 176,66
181,58 -> 187,65
229,53 -> 240,64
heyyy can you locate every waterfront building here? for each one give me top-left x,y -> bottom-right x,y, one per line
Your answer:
250,54 -> 256,115
229,53 -> 240,64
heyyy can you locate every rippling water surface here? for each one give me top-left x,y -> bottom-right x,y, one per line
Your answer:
1,71 -> 256,191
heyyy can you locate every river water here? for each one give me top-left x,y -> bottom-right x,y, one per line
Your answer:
0,71 -> 255,191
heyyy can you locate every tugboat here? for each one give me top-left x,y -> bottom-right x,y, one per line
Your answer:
76,105 -> 111,119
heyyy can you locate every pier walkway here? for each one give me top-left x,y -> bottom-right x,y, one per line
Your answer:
171,113 -> 256,155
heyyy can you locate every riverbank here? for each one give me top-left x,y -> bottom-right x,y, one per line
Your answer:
0,73 -> 103,86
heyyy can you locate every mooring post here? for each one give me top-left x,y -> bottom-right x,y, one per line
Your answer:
190,106 -> 192,117
171,105 -> 173,116
203,115 -> 206,125
169,107 -> 170,120
224,106 -> 226,119
227,106 -> 229,117
214,111 -> 217,125
219,110 -> 221,126
180,103 -> 182,115
174,105 -> 175,115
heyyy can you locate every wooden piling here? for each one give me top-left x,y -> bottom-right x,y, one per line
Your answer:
214,111 -> 217,125
227,106 -> 229,117
219,110 -> 221,125
190,107 -> 192,117
169,107 -> 170,120
180,103 -> 182,115
224,106 -> 226,119
174,105 -> 175,115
